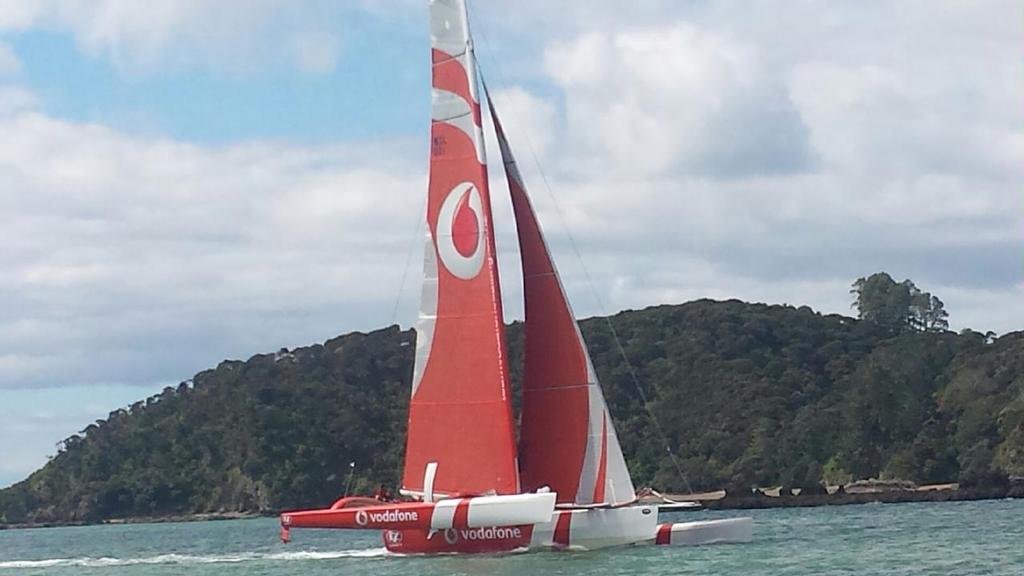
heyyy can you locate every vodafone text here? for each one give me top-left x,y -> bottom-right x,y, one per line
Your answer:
459,526 -> 523,540
369,510 -> 419,523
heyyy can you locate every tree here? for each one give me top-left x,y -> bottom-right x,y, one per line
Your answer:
851,273 -> 948,334
909,292 -> 949,332
851,273 -> 911,334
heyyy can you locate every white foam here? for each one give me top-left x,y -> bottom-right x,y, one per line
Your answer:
263,549 -> 391,561
0,548 -> 390,569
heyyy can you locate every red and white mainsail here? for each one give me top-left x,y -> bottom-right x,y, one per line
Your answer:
488,99 -> 636,505
401,0 -> 518,498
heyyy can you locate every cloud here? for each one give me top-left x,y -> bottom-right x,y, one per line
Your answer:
543,24 -> 814,180
485,86 -> 557,162
0,0 -> 350,75
0,0 -> 1022,396
471,1 -> 1023,335
288,31 -> 342,75
0,40 -> 19,74
0,85 -> 35,113
0,0 -> 46,30
0,93 -> 426,389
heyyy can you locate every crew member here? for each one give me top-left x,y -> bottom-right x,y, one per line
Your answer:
374,484 -> 393,502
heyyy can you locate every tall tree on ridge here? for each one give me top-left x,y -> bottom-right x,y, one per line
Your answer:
851,272 -> 948,334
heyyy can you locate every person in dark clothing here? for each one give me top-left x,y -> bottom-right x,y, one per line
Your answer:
374,484 -> 393,502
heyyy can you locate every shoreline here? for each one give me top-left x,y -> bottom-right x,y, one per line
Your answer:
0,511 -> 262,531
700,484 -> 1024,511
3,486 -> 1022,531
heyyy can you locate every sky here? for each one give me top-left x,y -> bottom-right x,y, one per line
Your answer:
0,0 -> 1021,488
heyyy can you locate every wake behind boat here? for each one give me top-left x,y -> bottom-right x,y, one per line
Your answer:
279,0 -> 752,553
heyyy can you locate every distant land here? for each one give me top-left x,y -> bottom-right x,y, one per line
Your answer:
2,276 -> 1022,526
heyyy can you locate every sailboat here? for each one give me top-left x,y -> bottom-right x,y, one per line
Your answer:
278,0 -> 753,553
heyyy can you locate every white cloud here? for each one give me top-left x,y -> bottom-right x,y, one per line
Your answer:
543,24 -> 813,180
485,86 -> 557,161
0,0 -> 350,75
0,0 -> 46,30
0,1 -> 1018,392
288,31 -> 342,75
0,95 -> 426,388
0,85 -> 35,113
0,40 -> 19,74
471,1 -> 1024,337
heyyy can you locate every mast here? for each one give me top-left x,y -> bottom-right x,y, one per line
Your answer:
401,0 -> 518,498
487,96 -> 636,505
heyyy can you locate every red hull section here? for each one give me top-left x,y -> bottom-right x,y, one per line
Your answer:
282,501 -> 436,531
279,492 -> 557,544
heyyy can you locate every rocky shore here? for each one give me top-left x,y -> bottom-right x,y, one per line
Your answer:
0,511 -> 259,530
698,482 -> 1024,510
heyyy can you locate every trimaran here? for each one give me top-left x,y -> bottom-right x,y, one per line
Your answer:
278,0 -> 753,553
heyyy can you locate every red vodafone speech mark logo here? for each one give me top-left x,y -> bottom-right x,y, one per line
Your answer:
451,190 -> 480,257
436,182 -> 485,280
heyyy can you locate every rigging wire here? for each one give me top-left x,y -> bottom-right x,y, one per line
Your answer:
389,211 -> 425,328
468,10 -> 694,495
386,169 -> 425,491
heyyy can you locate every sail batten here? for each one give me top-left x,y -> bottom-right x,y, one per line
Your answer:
487,96 -> 636,505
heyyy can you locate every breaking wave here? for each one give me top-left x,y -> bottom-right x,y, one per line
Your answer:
0,548 -> 390,569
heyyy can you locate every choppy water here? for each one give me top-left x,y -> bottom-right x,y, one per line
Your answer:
2,499 -> 1022,575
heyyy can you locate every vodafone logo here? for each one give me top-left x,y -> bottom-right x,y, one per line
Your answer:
385,530 -> 403,545
356,508 -> 420,527
443,526 -> 525,545
461,526 -> 524,541
436,182 -> 485,280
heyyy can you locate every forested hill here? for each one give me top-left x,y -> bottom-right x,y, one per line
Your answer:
2,298 -> 1023,525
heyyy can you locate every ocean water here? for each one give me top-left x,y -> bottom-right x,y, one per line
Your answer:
1,499 -> 1022,575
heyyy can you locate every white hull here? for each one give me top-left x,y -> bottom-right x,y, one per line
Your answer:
529,506 -> 753,550
653,516 -> 754,547
531,506 -> 658,550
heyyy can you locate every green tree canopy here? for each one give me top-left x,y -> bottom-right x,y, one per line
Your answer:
2,290 -> 1015,527
851,272 -> 948,334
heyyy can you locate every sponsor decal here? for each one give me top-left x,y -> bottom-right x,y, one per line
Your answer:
452,526 -> 525,543
385,530 -> 403,545
359,509 -> 420,526
435,182 -> 486,280
281,515 -> 292,526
